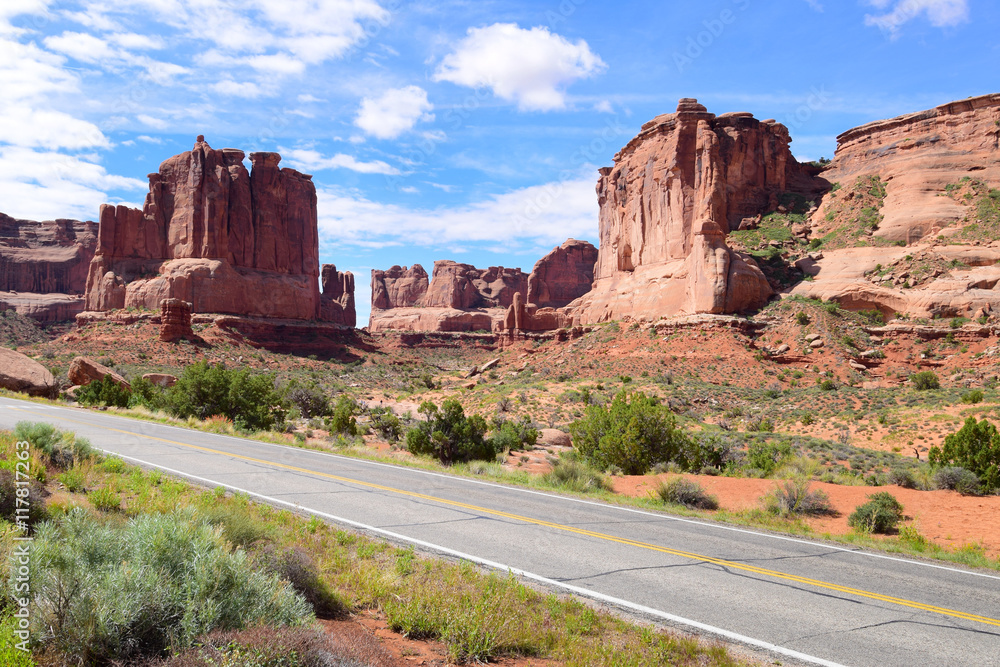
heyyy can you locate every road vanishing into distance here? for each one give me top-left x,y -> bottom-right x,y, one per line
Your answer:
2,396 -> 998,667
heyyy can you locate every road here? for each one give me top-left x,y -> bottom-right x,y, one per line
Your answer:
2,397 -> 998,667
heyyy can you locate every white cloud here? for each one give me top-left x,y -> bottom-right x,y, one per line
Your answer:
111,32 -> 165,50
865,0 -> 969,35
283,148 -> 400,175
136,135 -> 163,143
593,100 -> 614,114
297,93 -> 324,103
0,146 -> 146,221
316,169 -> 599,249
137,114 -> 168,129
213,79 -> 264,98
434,23 -> 606,111
43,30 -> 114,63
354,86 -> 434,140
0,107 -> 108,150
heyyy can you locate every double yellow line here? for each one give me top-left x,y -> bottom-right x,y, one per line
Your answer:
12,405 -> 1000,628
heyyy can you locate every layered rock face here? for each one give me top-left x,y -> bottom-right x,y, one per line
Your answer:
526,239 -> 597,309
792,94 -> 1000,318
83,137 -> 350,322
0,213 -> 97,321
319,264 -> 356,327
159,298 -> 193,342
564,99 -> 806,324
368,261 -> 527,332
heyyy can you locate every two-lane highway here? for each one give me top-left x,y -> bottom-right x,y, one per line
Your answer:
2,397 -> 998,666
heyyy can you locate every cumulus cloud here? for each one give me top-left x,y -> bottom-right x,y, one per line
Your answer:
212,79 -> 264,98
283,148 -> 400,175
865,0 -> 969,36
434,23 -> 606,111
316,169 -> 599,249
354,86 -> 434,140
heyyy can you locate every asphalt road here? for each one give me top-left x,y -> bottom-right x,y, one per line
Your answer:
2,397 -> 998,667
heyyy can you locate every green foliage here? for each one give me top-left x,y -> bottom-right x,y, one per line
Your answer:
929,417 -> 1000,490
18,509 -> 312,664
569,390 -> 692,475
910,371 -> 940,391
488,415 -> 538,453
0,470 -> 47,530
932,466 -> 982,495
745,441 -> 792,477
88,486 -> 121,512
75,375 -> 131,408
543,457 -> 610,493
328,395 -> 360,435
13,422 -> 94,469
405,399 -> 496,464
368,406 -> 402,441
128,376 -> 164,410
848,492 -> 903,533
0,613 -> 35,666
961,389 -> 984,405
165,361 -> 285,431
764,479 -> 834,516
819,379 -> 837,392
795,312 -> 810,325
656,478 -> 718,510
283,381 -> 330,419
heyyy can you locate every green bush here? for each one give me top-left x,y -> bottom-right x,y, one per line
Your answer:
819,379 -> 837,392
164,361 -> 285,431
929,417 -> 1000,490
88,486 -> 121,512
764,479 -> 834,516
284,381 -> 331,419
19,509 -> 312,664
887,468 -> 917,489
656,478 -> 718,510
488,416 -> 538,453
542,457 -> 610,493
75,375 -> 131,408
368,406 -> 402,441
961,389 -> 984,405
848,492 -> 903,533
0,469 -> 47,530
932,466 -> 982,495
328,395 -> 360,435
745,440 -> 791,477
910,371 -> 940,391
569,390 -> 691,475
13,421 -> 94,469
405,400 -> 496,464
251,544 -> 344,618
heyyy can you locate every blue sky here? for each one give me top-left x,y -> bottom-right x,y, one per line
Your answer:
1,0 -> 996,323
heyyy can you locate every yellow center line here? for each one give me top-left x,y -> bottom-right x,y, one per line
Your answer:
11,404 -> 1000,628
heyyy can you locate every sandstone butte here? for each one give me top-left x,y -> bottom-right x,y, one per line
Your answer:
0,213 -> 97,322
82,136 -> 355,326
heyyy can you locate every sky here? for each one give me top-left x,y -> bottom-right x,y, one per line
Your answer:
1,0 -> 997,324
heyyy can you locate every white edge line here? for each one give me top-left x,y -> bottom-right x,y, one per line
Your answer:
100,448 -> 848,667
8,399 -> 1000,581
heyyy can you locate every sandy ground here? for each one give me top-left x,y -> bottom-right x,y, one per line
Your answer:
614,473 -> 1000,556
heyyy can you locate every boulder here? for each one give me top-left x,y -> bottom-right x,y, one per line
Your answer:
0,348 -> 58,397
159,298 -> 193,342
142,373 -> 178,388
537,428 -> 572,449
68,356 -> 130,391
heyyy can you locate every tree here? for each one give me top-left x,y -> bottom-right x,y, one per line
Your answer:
405,399 -> 495,464
929,417 -> 1000,491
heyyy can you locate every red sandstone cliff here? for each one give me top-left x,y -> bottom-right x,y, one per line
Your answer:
83,137 -> 352,323
526,239 -> 597,309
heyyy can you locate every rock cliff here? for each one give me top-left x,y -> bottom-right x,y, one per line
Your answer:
320,264 -> 356,327
83,137 -> 353,323
559,99 -> 816,325
526,239 -> 597,309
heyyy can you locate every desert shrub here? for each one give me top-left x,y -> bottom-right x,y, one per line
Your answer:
405,399 -> 496,464
328,395 -> 361,435
251,544 -> 344,618
488,415 -> 538,453
745,440 -> 792,477
19,509 -> 312,664
819,379 -> 837,391
910,370 -> 940,391
164,361 -> 285,431
932,466 -> 982,495
199,500 -> 275,548
569,390 -> 691,475
795,312 -> 810,325
76,375 -> 131,408
887,468 -> 917,489
13,421 -> 94,469
542,457 -> 610,493
961,389 -> 985,404
848,492 -> 903,533
88,486 -> 121,511
0,469 -> 47,529
764,479 -> 834,516
656,478 -> 718,510
929,417 -> 1000,490
129,376 -> 165,410
284,381 -> 331,419
368,406 -> 402,441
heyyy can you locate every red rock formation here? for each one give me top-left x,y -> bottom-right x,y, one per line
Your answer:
526,239 -> 597,308
68,356 -> 130,390
0,213 -> 97,294
566,99 -> 808,324
159,298 -> 193,342
83,137 -> 338,322
421,261 -> 527,310
142,373 -> 178,387
319,264 -> 356,327
371,265 -> 428,310
0,348 -> 58,398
